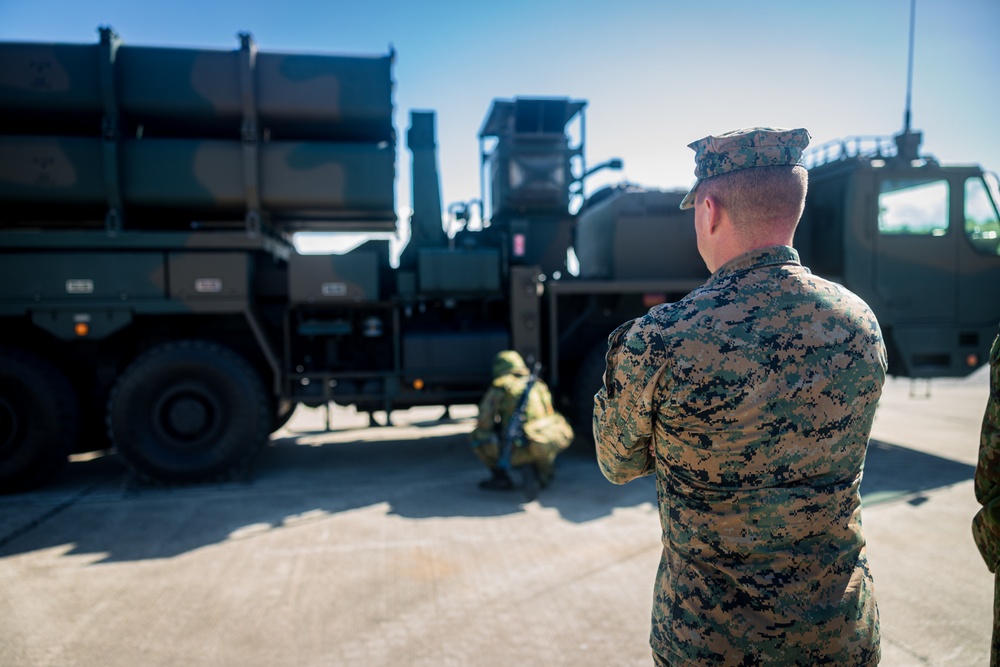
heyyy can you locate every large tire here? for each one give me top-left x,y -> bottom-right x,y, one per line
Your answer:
108,340 -> 269,484
0,346 -> 79,494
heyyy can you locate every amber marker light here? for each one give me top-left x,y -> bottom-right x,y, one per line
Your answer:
74,322 -> 90,337
967,353 -> 979,367
413,378 -> 425,390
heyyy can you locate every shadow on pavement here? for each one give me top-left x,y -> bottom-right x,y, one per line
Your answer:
0,427 -> 651,563
860,438 -> 975,506
0,428 -> 971,564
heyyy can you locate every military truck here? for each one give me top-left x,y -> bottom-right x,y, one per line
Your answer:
1,29 -> 998,493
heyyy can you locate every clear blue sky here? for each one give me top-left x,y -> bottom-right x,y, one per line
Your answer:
2,0 -> 997,226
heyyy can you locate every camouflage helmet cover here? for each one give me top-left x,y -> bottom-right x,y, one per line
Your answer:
492,350 -> 529,378
679,127 -> 811,209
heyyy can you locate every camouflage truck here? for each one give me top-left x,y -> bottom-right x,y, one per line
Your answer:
1,29 -> 998,493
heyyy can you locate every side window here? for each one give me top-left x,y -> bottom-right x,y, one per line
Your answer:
965,177 -> 1000,255
878,178 -> 949,236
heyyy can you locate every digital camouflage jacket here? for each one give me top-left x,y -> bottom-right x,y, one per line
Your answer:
974,335 -> 1000,570
594,246 -> 886,667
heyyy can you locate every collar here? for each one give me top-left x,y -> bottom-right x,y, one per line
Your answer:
709,245 -> 801,283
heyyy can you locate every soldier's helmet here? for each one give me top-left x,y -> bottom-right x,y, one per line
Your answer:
492,350 -> 529,378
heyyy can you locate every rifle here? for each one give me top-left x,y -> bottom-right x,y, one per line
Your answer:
496,362 -> 542,472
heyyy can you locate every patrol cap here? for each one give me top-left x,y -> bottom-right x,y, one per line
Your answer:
679,127 -> 811,209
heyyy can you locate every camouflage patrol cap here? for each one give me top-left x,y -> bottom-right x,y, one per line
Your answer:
678,127 -> 811,209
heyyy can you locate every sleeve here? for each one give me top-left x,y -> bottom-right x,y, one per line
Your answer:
469,386 -> 503,448
973,335 -> 1000,571
592,317 -> 668,484
524,380 -> 553,422
975,334 -> 1000,505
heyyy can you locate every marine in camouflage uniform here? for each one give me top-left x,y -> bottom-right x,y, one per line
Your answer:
469,350 -> 573,494
974,334 -> 1000,667
594,128 -> 885,666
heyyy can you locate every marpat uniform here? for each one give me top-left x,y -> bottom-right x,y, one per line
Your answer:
594,127 -> 886,666
974,334 -> 1000,667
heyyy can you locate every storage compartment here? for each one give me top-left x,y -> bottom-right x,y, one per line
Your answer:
402,330 -> 509,375
289,252 -> 380,303
167,252 -> 249,301
0,252 -> 166,301
418,248 -> 501,293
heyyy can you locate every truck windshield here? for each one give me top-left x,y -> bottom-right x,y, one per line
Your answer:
965,176 -> 1000,255
878,178 -> 949,236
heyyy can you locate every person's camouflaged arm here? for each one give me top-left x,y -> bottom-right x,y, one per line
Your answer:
972,336 -> 1000,576
593,317 -> 668,484
976,335 -> 1000,508
469,386 -> 504,448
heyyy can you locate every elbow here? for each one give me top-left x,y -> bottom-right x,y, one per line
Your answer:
599,465 -> 636,485
596,446 -> 648,484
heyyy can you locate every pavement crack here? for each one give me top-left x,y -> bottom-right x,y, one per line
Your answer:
882,634 -> 933,665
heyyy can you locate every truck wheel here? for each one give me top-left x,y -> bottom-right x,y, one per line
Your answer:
0,346 -> 79,494
108,341 -> 269,484
570,341 -> 608,450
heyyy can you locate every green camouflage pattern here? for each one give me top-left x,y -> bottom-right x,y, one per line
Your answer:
974,334 -> 1000,667
0,30 -> 396,232
0,36 -> 393,139
470,351 -> 573,479
679,127 -> 811,209
0,136 -> 395,228
492,349 -> 529,378
594,246 -> 886,666
974,334 -> 1000,552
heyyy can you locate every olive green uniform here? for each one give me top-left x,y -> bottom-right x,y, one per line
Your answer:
974,334 -> 1000,666
595,246 -> 886,666
469,351 -> 573,484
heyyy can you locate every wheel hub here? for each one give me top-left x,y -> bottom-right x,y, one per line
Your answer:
165,395 -> 209,437
154,385 -> 223,446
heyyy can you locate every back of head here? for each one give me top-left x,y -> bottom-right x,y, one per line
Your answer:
680,127 -> 810,242
699,164 -> 808,239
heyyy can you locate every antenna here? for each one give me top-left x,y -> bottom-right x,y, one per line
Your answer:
894,0 -> 922,161
903,0 -> 916,133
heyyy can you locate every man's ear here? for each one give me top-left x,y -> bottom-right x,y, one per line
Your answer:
703,195 -> 723,235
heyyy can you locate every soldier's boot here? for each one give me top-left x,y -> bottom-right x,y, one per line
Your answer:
519,464 -> 541,502
478,467 -> 514,491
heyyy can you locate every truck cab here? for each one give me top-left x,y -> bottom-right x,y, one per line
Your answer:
799,130 -> 1000,377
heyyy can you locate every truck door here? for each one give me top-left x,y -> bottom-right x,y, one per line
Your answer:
958,174 -> 1000,324
873,174 -> 956,323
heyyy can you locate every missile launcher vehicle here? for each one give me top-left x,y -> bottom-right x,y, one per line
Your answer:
1,29 -> 997,492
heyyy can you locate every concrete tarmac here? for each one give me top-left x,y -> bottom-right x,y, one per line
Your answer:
0,368 -> 992,667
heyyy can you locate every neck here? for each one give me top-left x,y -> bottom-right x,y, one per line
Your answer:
708,226 -> 795,273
